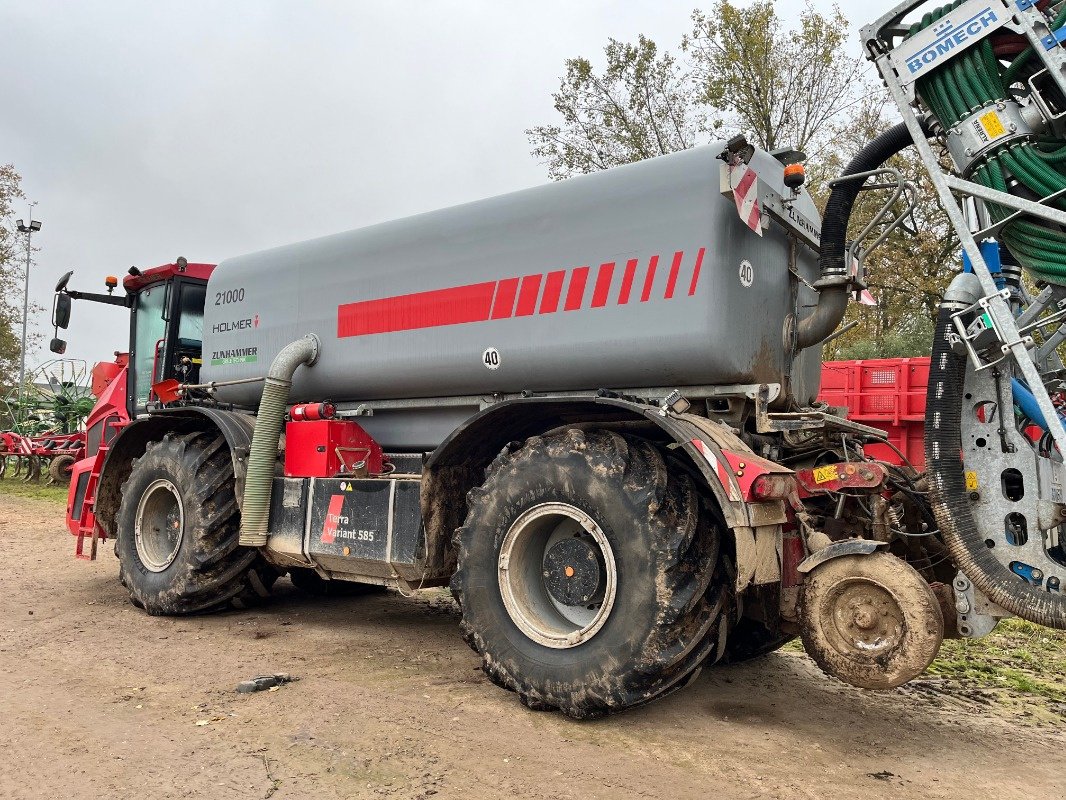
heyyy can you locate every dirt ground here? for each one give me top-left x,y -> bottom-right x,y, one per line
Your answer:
1,490 -> 1064,800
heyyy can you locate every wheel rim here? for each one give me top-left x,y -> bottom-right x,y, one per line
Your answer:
498,502 -> 617,649
821,578 -> 906,657
135,478 -> 185,572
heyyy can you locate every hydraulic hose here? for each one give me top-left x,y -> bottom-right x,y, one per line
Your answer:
796,122 -> 915,348
926,303 -> 1066,628
238,335 -> 319,548
910,2 -> 1066,285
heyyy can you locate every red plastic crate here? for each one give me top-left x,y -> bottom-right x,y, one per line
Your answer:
818,357 -> 930,468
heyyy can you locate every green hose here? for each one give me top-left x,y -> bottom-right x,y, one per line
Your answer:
908,4 -> 1066,284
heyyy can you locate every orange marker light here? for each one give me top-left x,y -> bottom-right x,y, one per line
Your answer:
783,163 -> 805,190
105,275 -> 119,289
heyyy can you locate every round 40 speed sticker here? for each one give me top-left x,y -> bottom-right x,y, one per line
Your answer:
739,260 -> 754,288
482,347 -> 501,370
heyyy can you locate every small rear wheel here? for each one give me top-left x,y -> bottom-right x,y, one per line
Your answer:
47,454 -> 76,486
800,552 -> 943,689
453,429 -> 727,718
116,431 -> 277,615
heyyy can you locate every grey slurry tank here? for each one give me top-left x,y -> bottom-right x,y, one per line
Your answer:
202,143 -> 822,449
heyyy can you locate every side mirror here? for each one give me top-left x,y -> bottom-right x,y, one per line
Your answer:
55,270 -> 73,293
53,293 -> 71,329
50,338 -> 67,354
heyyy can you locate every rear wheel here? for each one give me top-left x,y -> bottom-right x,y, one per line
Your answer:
47,454 -> 76,485
116,431 -> 277,615
453,429 -> 727,718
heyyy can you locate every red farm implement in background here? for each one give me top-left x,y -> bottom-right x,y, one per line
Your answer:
818,357 -> 929,469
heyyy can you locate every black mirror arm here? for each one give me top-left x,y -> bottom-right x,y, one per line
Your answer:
65,289 -> 132,308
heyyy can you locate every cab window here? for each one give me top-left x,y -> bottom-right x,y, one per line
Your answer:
177,283 -> 207,347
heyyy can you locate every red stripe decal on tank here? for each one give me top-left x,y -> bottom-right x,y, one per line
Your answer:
564,266 -> 590,311
688,247 -> 706,296
618,258 -> 638,304
490,277 -> 520,319
664,250 -> 684,299
321,494 -> 345,544
640,255 -> 659,302
539,270 -> 565,314
515,274 -> 542,316
336,248 -> 707,337
591,262 -> 615,307
337,281 -> 496,337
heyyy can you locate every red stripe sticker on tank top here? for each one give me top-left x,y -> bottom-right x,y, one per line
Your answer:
336,248 -> 706,337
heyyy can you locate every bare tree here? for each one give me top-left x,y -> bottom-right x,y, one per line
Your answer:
526,36 -> 708,180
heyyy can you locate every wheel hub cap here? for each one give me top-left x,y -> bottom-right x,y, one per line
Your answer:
135,478 -> 185,573
829,583 -> 904,653
542,537 -> 605,606
498,503 -> 618,649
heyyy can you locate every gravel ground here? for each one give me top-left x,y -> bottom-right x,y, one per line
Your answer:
1,489 -> 1063,799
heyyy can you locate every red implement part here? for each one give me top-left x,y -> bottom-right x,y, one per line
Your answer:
65,358 -> 131,559
91,354 -> 128,397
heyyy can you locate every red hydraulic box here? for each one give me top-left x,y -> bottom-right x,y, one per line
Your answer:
284,419 -> 384,478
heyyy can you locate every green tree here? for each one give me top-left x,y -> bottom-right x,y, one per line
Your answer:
0,165 -> 26,388
684,1 -> 869,158
527,1 -> 953,360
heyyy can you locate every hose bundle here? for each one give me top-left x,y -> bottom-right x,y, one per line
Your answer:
909,1 -> 1066,283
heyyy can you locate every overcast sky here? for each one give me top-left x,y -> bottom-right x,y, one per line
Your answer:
1,0 -> 856,374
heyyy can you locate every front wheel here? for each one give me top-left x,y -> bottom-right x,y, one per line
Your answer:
116,431 -> 277,615
452,429 -> 727,718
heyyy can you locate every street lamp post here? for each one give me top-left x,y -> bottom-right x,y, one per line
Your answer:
15,216 -> 42,411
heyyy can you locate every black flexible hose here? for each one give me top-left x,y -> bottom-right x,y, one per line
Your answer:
820,122 -> 915,279
925,308 -> 1066,628
797,122 -> 917,348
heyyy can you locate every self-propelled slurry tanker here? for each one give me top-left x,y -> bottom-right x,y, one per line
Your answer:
50,0 -> 1066,716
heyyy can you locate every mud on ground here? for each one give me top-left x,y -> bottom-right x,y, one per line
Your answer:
1,489 -> 1064,799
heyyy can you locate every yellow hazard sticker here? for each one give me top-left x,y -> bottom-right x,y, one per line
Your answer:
965,471 -> 979,491
813,464 -> 839,484
979,110 -> 1006,139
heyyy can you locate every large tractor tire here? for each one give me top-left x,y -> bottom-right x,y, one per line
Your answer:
116,431 -> 277,615
452,429 -> 728,719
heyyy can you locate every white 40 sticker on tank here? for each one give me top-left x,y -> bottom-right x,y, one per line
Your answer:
482,347 -> 501,370
739,260 -> 754,288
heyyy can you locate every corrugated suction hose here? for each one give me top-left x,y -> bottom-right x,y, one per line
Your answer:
239,335 -> 319,548
925,307 -> 1066,628
796,122 -> 915,348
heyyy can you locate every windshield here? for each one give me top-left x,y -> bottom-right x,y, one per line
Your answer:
133,284 -> 167,407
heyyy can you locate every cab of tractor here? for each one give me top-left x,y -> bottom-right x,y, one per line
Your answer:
52,257 -> 213,415
50,258 -> 214,558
